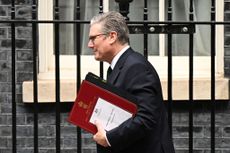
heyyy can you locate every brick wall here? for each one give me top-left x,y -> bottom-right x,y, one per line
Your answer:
172,103 -> 230,153
0,0 -> 229,153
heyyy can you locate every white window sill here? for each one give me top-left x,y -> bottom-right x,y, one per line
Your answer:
22,74 -> 229,103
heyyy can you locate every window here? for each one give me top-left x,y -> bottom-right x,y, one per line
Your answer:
38,0 -> 224,77
22,0 -> 228,103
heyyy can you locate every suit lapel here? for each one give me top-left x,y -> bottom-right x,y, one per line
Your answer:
108,48 -> 133,85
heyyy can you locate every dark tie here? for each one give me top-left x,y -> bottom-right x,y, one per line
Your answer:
106,67 -> 112,79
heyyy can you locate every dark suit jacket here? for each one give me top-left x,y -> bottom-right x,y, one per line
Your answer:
97,48 -> 175,153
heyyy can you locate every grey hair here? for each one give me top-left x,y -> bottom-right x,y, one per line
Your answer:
90,11 -> 129,45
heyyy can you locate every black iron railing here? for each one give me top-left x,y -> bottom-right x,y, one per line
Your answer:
2,0 -> 229,153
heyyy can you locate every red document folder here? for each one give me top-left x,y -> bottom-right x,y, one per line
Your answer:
68,72 -> 137,134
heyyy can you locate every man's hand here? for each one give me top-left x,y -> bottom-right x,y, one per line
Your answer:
93,120 -> 109,147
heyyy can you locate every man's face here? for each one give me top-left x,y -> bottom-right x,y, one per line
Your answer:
88,23 -> 113,63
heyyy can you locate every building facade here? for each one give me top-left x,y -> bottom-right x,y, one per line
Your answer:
0,0 -> 229,153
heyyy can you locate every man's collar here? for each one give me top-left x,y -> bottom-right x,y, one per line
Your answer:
110,45 -> 130,69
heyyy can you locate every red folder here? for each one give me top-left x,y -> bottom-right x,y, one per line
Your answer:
68,72 -> 137,134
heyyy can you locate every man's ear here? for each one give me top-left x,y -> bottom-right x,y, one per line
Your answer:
108,31 -> 118,44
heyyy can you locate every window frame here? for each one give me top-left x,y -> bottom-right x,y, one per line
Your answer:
38,0 -> 224,80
